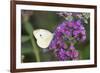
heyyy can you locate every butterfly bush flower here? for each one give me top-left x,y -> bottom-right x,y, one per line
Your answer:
57,20 -> 86,42
49,31 -> 67,50
54,45 -> 79,60
55,48 -> 67,60
66,45 -> 79,60
49,12 -> 87,61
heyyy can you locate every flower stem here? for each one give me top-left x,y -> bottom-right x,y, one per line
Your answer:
23,15 -> 40,62
30,37 -> 40,62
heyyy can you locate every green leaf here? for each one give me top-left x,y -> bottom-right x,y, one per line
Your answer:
21,36 -> 30,43
24,22 -> 33,36
83,19 -> 88,24
65,16 -> 73,21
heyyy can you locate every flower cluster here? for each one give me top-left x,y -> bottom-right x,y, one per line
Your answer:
54,44 -> 79,60
49,12 -> 87,61
57,20 -> 86,42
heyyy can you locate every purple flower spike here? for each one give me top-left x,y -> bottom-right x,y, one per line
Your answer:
69,45 -> 75,50
65,30 -> 71,37
67,21 -> 74,28
49,36 -> 67,50
55,48 -> 67,61
66,46 -> 79,60
48,12 -> 87,61
55,30 -> 63,38
76,20 -> 81,26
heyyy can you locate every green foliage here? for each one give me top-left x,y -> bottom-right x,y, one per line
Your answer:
80,45 -> 90,59
21,36 -> 30,43
23,22 -> 33,36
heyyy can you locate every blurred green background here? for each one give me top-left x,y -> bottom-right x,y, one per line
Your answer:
21,10 -> 90,63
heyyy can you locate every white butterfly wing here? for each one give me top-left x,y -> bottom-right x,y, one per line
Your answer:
33,29 -> 53,48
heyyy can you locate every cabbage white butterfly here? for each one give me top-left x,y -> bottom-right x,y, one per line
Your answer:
33,29 -> 53,48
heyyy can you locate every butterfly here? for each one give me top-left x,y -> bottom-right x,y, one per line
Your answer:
33,29 -> 53,48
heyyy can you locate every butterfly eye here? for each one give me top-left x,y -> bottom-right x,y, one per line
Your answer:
40,34 -> 42,37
